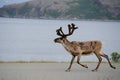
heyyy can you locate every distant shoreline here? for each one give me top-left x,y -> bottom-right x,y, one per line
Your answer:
0,17 -> 120,22
0,61 -> 118,64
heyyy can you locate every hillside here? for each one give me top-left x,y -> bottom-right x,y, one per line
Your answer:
0,0 -> 120,20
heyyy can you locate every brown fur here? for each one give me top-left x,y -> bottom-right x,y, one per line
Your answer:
54,23 -> 116,72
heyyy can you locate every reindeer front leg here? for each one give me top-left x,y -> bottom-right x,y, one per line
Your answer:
77,54 -> 88,68
66,55 -> 75,72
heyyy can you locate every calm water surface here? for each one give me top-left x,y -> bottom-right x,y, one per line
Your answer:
0,18 -> 120,61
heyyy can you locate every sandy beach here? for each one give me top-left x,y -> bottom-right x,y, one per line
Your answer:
0,62 -> 120,80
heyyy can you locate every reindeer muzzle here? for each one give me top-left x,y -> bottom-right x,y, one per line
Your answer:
54,38 -> 58,43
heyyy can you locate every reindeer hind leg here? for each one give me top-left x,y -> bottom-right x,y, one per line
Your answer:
100,51 -> 116,69
92,53 -> 102,71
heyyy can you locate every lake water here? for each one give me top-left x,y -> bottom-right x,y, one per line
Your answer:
0,18 -> 120,62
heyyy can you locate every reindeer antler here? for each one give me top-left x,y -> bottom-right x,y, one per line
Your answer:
66,23 -> 78,36
56,23 -> 78,37
56,27 -> 64,36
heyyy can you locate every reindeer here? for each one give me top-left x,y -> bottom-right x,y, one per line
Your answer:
54,23 -> 116,72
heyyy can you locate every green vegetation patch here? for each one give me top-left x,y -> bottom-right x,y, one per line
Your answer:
66,0 -> 113,19
46,9 -> 62,18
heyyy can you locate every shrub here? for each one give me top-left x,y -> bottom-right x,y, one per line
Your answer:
111,52 -> 120,62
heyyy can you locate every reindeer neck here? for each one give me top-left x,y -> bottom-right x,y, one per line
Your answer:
61,38 -> 71,47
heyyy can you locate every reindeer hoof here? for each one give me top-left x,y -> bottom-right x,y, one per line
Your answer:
84,65 -> 88,68
112,66 -> 116,69
91,69 -> 97,72
66,69 -> 71,72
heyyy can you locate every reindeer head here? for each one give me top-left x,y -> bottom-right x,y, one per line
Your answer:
54,23 -> 78,43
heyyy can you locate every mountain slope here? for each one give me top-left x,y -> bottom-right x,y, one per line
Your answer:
0,0 -> 120,20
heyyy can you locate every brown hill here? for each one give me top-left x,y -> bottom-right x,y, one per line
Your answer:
0,0 -> 120,20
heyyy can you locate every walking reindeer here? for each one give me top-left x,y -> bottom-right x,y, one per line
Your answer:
54,23 -> 116,72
